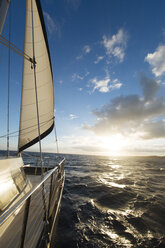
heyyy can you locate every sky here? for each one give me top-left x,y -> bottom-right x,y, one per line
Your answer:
1,0 -> 165,156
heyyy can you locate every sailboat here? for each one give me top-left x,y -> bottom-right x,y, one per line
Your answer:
0,0 -> 65,247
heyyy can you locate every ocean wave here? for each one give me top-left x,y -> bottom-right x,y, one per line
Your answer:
22,153 -> 165,247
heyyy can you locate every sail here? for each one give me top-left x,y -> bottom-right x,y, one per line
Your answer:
18,0 -> 54,152
0,0 -> 10,34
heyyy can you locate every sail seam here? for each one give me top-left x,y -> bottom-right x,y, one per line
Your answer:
23,81 -> 50,90
25,38 -> 44,44
22,98 -> 50,107
24,65 -> 50,75
21,116 -> 53,124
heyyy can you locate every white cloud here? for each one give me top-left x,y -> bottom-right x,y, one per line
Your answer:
72,73 -> 84,81
72,71 -> 89,82
145,45 -> 165,77
102,28 -> 128,63
43,11 -> 57,34
110,79 -> 122,90
59,134 -> 113,155
83,45 -> 91,54
76,45 -> 91,60
69,114 -> 78,120
85,71 -> 90,76
76,54 -> 83,60
89,76 -> 122,93
91,77 -> 110,93
86,76 -> 165,140
94,56 -> 104,64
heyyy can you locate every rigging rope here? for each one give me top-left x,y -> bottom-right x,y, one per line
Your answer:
7,4 -> 11,157
0,34 -> 33,63
54,117 -> 59,154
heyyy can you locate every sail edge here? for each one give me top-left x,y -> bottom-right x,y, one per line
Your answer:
18,122 -> 54,152
35,0 -> 53,79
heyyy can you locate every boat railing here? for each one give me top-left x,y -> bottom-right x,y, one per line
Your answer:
35,156 -> 61,174
0,157 -> 65,248
33,157 -> 47,174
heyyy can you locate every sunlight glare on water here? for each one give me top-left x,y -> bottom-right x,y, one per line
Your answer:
101,226 -> 133,248
36,153 -> 165,248
98,176 -> 126,188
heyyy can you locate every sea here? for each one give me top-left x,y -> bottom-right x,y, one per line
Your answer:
1,151 -> 165,247
54,154 -> 165,248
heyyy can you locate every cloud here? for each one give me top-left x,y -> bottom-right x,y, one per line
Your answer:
60,134 -> 111,155
90,77 -> 110,93
69,114 -> 78,120
94,56 -> 104,64
102,28 -> 128,63
89,76 -> 122,93
44,11 -> 57,34
145,45 -> 165,77
83,45 -> 91,54
86,76 -> 165,139
110,79 -> 122,91
43,11 -> 61,37
72,73 -> 84,81
85,71 -> 90,76
141,120 -> 165,139
140,76 -> 159,101
40,134 -> 165,155
76,45 -> 91,60
72,70 -> 89,82
76,54 -> 83,60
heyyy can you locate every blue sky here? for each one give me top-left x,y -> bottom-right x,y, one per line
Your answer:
1,0 -> 165,156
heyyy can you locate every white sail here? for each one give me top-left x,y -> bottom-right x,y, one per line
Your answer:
0,0 -> 10,34
18,0 -> 54,152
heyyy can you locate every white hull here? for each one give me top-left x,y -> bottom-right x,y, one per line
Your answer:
0,156 -> 65,248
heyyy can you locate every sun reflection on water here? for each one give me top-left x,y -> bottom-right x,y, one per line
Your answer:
101,226 -> 133,248
98,177 -> 126,188
98,168 -> 126,188
110,164 -> 120,169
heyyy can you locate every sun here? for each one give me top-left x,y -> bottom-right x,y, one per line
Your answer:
100,134 -> 126,156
